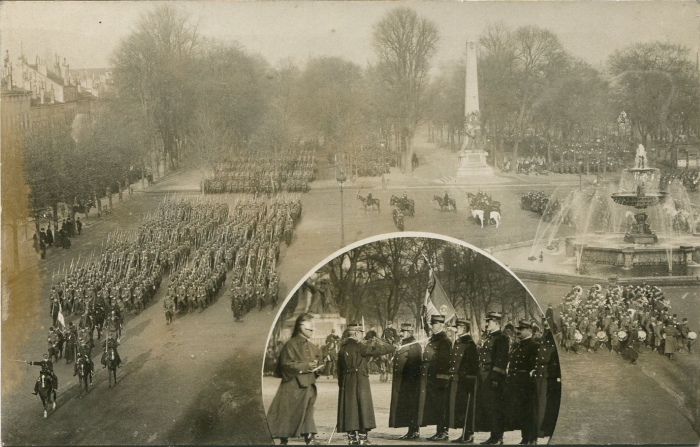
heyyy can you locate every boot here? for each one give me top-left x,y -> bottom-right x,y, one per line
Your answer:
304,433 -> 320,445
358,433 -> 371,445
347,431 -> 359,445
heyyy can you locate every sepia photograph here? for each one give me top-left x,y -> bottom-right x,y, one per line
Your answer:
1,0 -> 698,445
263,235 -> 560,445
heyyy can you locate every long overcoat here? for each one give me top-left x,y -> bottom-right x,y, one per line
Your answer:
533,333 -> 561,438
266,334 -> 323,438
337,338 -> 395,433
504,337 -> 539,433
416,330 -> 452,427
447,334 -> 479,431
389,336 -> 422,428
475,330 -> 510,433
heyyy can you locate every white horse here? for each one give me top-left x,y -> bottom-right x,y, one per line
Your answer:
471,209 -> 501,228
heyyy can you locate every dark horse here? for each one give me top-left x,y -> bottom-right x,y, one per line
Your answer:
36,371 -> 56,419
103,347 -> 120,389
75,356 -> 93,397
433,195 -> 457,212
356,193 -> 381,213
390,195 -> 415,217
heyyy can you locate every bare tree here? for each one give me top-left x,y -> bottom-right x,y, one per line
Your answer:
372,7 -> 439,172
111,3 -> 198,172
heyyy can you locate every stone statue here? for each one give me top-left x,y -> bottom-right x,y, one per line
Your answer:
635,144 -> 647,169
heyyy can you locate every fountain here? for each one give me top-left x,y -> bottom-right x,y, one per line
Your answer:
516,144 -> 700,278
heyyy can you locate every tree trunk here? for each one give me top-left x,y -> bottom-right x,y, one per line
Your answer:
52,203 -> 59,231
118,181 -> 123,202
108,187 -> 113,210
512,99 -> 528,162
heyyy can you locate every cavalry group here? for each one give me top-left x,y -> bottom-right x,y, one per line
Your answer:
266,312 -> 560,445
355,190 -> 502,232
29,195 -> 302,418
203,152 -> 316,195
554,283 -> 696,363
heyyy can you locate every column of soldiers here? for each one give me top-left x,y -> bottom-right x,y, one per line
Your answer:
203,151 -> 316,195
558,283 -> 696,362
385,313 -> 560,445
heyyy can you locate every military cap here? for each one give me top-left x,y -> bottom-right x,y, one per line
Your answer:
516,320 -> 533,330
485,311 -> 503,322
454,318 -> 470,327
400,323 -> 414,331
347,323 -> 363,332
430,315 -> 445,324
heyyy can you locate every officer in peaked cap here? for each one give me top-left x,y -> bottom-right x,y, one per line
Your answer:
383,320 -> 400,345
417,314 -> 453,441
390,323 -> 422,440
447,318 -> 479,443
476,312 -> 510,445
505,320 -> 540,445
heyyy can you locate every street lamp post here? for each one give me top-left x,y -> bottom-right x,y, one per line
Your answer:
337,169 -> 347,248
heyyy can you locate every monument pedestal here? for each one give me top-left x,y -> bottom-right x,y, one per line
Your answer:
456,149 -> 494,177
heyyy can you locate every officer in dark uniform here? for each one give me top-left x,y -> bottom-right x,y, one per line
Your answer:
28,353 -> 58,395
76,217 -> 82,235
325,329 -> 340,345
417,314 -> 453,441
390,323 -> 422,440
383,321 -> 400,344
505,320 -> 539,445
476,311 -> 510,445
447,319 -> 479,444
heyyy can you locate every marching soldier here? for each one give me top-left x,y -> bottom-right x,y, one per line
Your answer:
389,323 -> 422,440
447,319 -> 479,444
505,320 -> 539,445
417,315 -> 453,441
476,312 -> 509,445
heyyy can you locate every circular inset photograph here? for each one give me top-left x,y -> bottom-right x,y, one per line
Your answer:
262,234 -> 561,445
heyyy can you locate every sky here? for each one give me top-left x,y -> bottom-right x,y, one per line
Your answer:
1,1 -> 698,71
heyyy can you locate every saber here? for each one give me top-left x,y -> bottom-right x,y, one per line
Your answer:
396,338 -> 431,349
327,425 -> 337,445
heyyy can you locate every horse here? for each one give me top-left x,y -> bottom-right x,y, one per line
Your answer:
390,195 -> 415,217
36,371 -> 56,419
433,196 -> 456,212
75,356 -> 93,397
103,347 -> 120,389
392,208 -> 405,231
471,209 -> 501,228
322,340 -> 339,379
356,194 -> 381,213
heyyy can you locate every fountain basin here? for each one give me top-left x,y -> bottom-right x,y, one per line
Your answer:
565,235 -> 700,269
610,192 -> 668,208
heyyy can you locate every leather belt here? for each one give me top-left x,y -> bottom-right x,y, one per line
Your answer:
450,375 -> 477,381
436,374 -> 450,380
510,369 -> 530,374
343,368 -> 360,373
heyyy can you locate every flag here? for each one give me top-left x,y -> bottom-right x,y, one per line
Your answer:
422,268 -> 456,333
57,303 -> 65,328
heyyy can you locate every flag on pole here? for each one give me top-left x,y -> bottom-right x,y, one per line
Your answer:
57,303 -> 66,328
422,268 -> 456,334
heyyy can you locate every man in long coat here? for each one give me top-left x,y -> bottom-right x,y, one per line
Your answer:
389,323 -> 422,440
337,323 -> 395,445
267,314 -> 323,445
505,320 -> 540,445
534,328 -> 561,440
447,319 -> 479,443
417,314 -> 453,441
476,311 -> 510,445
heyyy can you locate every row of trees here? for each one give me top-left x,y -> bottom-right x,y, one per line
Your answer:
428,23 -> 699,163
316,238 -> 537,337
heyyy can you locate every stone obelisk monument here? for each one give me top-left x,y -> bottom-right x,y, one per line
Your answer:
456,40 -> 494,178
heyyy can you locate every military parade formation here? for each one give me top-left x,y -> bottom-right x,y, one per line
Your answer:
203,152 -> 317,195
27,195 -> 302,418
267,311 -> 560,445
556,283 -> 696,363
